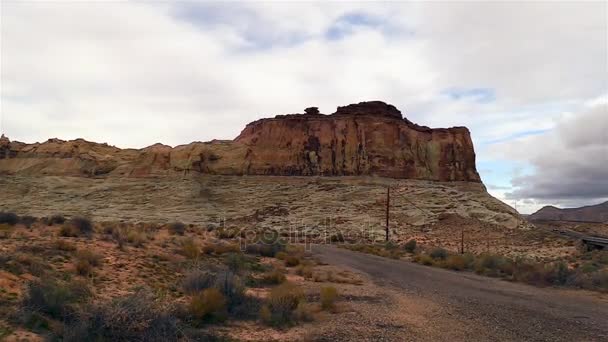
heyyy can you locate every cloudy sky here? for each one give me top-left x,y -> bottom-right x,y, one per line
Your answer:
1,1 -> 606,214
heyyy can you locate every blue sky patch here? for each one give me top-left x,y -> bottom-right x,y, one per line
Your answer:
325,12 -> 382,40
443,87 -> 496,103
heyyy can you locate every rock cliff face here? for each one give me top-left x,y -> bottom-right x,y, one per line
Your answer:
236,101 -> 480,181
0,101 -> 480,182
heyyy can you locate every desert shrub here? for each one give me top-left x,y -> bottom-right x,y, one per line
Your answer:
296,265 -> 314,279
65,289 -> 180,342
330,232 -> 345,243
48,214 -> 66,225
0,223 -> 14,239
74,250 -> 102,276
217,228 -> 238,239
1,253 -> 48,276
293,302 -> 314,322
182,270 -> 216,295
415,254 -> 435,266
275,251 -> 288,260
215,271 -> 246,310
181,238 -> 200,259
261,269 -> 286,285
75,250 -> 102,267
430,248 -> 448,261
474,254 -> 510,276
22,278 -> 91,321
404,239 -> 417,253
19,215 -> 37,228
127,230 -> 147,248
60,217 -> 93,237
226,253 -> 246,273
189,288 -> 227,322
168,222 -> 186,235
320,286 -> 338,311
245,241 -> 285,257
203,242 -> 240,255
444,255 -> 467,271
591,270 -> 608,289
0,212 -> 18,226
260,283 -> 304,326
285,255 -> 301,267
53,240 -> 77,252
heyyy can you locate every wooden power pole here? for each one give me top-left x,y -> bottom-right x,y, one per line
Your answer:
460,228 -> 465,254
385,186 -> 390,242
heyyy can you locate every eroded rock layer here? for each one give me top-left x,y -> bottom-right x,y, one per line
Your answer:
0,101 -> 480,182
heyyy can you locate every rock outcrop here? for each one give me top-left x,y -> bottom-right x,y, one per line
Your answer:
0,101 -> 480,182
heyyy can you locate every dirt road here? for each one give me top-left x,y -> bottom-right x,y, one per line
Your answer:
313,245 -> 608,341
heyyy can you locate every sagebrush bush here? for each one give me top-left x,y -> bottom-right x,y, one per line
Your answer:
181,238 -> 200,259
320,286 -> 338,311
296,265 -> 313,279
182,270 -> 216,295
64,289 -> 180,342
285,255 -> 301,267
0,212 -> 18,226
444,255 -> 467,271
404,239 -> 417,253
261,283 -> 304,326
226,253 -> 246,273
415,254 -> 434,266
168,222 -> 186,235
53,240 -> 77,252
189,288 -> 227,322
261,269 -> 286,285
215,271 -> 246,310
19,215 -> 37,228
60,217 -> 93,237
430,248 -> 448,260
48,214 -> 66,226
127,230 -> 147,248
22,278 -> 91,320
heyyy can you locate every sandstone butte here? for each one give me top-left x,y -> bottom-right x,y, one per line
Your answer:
0,101 -> 481,182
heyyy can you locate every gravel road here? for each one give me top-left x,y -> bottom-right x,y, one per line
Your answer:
314,245 -> 608,341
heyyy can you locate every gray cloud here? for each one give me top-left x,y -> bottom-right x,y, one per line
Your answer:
504,102 -> 608,205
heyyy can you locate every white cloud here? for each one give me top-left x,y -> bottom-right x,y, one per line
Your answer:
0,1 -> 605,212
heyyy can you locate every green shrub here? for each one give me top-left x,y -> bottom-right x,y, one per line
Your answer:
320,286 -> 338,311
404,239 -> 417,253
168,222 -> 186,235
430,248 -> 448,260
0,212 -> 18,226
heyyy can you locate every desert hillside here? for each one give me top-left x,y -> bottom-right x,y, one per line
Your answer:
529,201 -> 608,223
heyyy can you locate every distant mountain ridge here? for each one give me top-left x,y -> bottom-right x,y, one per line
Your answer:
529,201 -> 608,223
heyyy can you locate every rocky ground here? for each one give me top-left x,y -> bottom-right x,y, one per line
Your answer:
0,175 -> 525,240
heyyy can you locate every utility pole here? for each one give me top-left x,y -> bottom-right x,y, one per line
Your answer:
385,186 -> 390,242
460,228 -> 465,254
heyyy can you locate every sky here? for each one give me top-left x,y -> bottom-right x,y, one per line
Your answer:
0,1 -> 606,214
